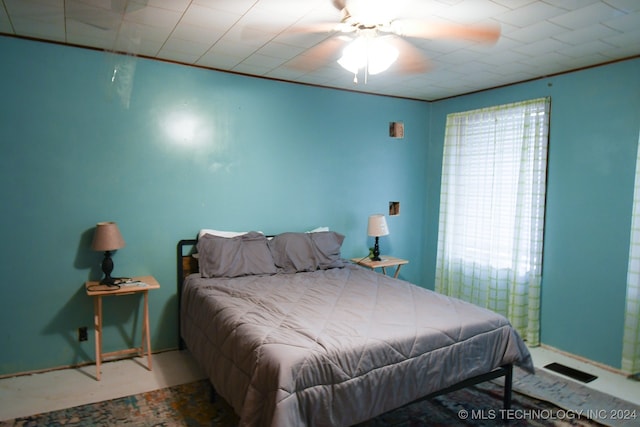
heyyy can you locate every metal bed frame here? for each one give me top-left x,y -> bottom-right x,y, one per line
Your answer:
176,238 -> 513,416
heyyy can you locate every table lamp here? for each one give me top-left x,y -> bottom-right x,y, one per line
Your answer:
368,214 -> 389,261
91,221 -> 125,285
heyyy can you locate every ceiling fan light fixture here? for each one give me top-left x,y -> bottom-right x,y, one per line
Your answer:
337,37 -> 398,77
337,37 -> 366,74
368,39 -> 399,74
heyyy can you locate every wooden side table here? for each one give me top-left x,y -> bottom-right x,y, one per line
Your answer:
85,275 -> 160,381
351,256 -> 409,278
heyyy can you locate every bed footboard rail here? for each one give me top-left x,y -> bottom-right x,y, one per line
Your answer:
414,364 -> 513,410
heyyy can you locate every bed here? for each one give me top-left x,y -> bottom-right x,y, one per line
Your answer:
177,230 -> 533,426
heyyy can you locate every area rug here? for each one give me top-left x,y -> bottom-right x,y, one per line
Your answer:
507,368 -> 639,427
1,368 -> 637,427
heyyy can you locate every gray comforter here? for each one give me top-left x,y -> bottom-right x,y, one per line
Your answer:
181,264 -> 533,427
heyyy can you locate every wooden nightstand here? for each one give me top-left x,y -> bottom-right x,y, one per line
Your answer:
85,275 -> 160,381
351,256 -> 409,278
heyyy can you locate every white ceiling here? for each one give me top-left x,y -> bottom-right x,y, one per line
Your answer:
1,0 -> 639,101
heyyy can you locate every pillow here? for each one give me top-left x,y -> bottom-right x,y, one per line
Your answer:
194,230 -> 262,258
310,231 -> 345,269
197,231 -> 277,278
306,226 -> 329,233
268,232 -> 317,273
268,231 -> 345,273
198,229 -> 253,239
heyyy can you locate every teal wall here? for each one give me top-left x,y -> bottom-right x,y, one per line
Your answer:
1,34 -> 639,375
427,59 -> 640,368
0,36 -> 429,375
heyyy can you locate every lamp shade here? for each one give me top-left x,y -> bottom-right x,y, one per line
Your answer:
91,221 -> 125,252
367,214 -> 389,237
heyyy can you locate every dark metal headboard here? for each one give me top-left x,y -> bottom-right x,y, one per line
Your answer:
177,239 -> 198,283
177,239 -> 198,349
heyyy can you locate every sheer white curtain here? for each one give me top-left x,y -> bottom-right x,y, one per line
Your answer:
435,98 -> 550,345
623,131 -> 640,375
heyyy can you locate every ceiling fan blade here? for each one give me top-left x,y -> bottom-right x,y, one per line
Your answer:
386,37 -> 429,74
241,21 -> 340,41
285,37 -> 348,72
392,19 -> 501,44
283,22 -> 342,35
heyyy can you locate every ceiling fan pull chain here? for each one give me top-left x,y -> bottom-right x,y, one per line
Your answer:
365,59 -> 369,84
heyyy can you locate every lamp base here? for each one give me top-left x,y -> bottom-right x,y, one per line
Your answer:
100,276 -> 118,286
372,236 -> 381,261
100,251 -> 118,286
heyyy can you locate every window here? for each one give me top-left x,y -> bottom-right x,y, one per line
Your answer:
435,98 -> 550,344
623,129 -> 640,376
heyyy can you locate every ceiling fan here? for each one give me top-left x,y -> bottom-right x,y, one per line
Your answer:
282,0 -> 501,83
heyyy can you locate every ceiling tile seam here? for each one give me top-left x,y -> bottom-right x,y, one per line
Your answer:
196,1 -> 263,69
602,2 -> 636,16
547,27 -> 624,49
1,0 -> 15,34
145,1 -> 196,58
63,0 -> 68,44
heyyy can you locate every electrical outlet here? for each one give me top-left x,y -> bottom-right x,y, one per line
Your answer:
78,326 -> 88,342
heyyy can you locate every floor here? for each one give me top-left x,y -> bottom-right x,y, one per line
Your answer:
0,346 -> 639,421
0,350 -> 207,421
